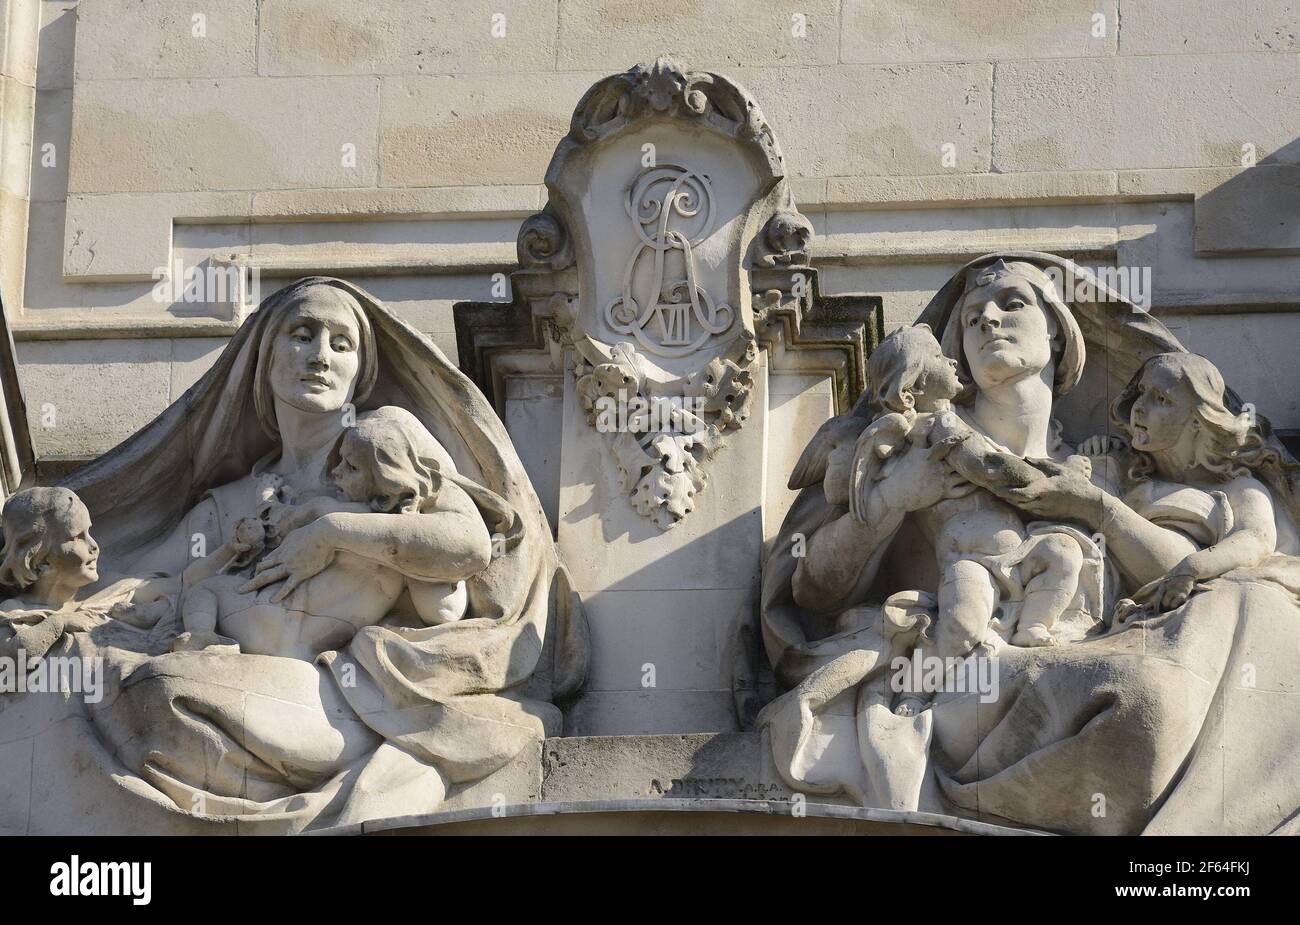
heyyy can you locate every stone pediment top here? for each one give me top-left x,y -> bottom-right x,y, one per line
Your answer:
554,57 -> 785,186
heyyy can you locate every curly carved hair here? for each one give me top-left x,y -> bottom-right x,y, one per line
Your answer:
1112,352 -> 1283,483
334,406 -> 455,514
0,487 -> 84,591
868,324 -> 943,414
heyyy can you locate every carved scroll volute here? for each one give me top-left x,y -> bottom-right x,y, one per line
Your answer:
517,58 -> 813,528
517,204 -> 573,271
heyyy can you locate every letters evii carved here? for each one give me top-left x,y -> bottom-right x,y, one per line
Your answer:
604,165 -> 735,357
515,57 -> 812,528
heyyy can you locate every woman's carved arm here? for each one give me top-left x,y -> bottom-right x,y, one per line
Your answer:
987,461 -> 1198,587
1176,477 -> 1277,581
323,496 -> 493,582
792,509 -> 901,613
243,480 -> 492,601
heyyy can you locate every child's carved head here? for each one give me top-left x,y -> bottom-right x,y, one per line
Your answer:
869,324 -> 962,414
1114,352 -> 1274,481
0,487 -> 99,600
332,406 -> 455,513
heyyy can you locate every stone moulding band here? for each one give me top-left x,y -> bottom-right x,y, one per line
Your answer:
311,798 -> 1048,837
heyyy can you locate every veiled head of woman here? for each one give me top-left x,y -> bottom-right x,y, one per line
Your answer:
253,282 -> 379,437
942,259 -> 1084,400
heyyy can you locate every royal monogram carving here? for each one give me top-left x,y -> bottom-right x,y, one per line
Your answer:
605,165 -> 735,358
511,58 -> 813,528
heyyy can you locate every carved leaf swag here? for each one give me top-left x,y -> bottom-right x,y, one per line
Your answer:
576,336 -> 757,529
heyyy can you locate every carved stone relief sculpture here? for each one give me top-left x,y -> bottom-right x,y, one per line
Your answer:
515,57 -> 812,528
0,278 -> 587,834
759,251 -> 1300,835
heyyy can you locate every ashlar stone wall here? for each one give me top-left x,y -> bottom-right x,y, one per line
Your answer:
1,0 -> 1297,468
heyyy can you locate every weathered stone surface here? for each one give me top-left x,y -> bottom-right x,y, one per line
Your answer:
441,741 -> 543,811
68,77 -> 381,193
1116,198 -> 1300,317
1117,166 -> 1239,199
35,1 -> 76,90
556,0 -> 839,70
1166,309 -> 1300,428
168,337 -> 227,397
4,712 -> 228,836
842,0 -> 1116,63
14,337 -> 173,458
259,0 -> 559,76
826,170 -> 1119,208
580,588 -> 751,693
29,88 -> 69,203
354,275 -> 472,336
738,63 -> 993,178
0,735 -> 32,833
502,376 -> 563,530
1119,0 -> 1300,55
363,800 -> 1017,835
563,691 -> 740,737
994,55 -> 1300,172
541,733 -> 792,802
555,383 -> 765,591
0,73 -> 33,196
766,373 -> 835,542
379,72 -> 600,188
1194,165 -> 1300,255
75,0 -> 258,80
0,0 -> 38,85
63,191 -> 251,279
250,184 -> 544,220
0,187 -> 27,316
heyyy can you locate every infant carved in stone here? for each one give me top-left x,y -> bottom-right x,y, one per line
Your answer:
1103,352 -> 1295,619
844,326 -> 1108,714
0,487 -> 102,659
111,405 -> 470,660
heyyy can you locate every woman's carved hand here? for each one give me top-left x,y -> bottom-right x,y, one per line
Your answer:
1078,433 -> 1126,457
1152,573 -> 1198,611
1119,571 -> 1199,619
998,457 -> 1104,523
241,519 -> 336,603
261,497 -> 337,546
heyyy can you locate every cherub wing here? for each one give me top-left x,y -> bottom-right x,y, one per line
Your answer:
849,433 -> 890,522
788,415 -> 869,490
849,414 -> 913,522
848,441 -> 873,522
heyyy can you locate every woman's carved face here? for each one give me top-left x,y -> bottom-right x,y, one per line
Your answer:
267,290 -> 363,416
959,278 -> 1056,391
1128,360 -> 1195,452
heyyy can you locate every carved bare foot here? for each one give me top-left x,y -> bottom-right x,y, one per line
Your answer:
1012,623 -> 1057,647
894,696 -> 929,717
171,631 -> 240,653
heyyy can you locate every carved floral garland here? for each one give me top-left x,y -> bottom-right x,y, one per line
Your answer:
575,336 -> 757,529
